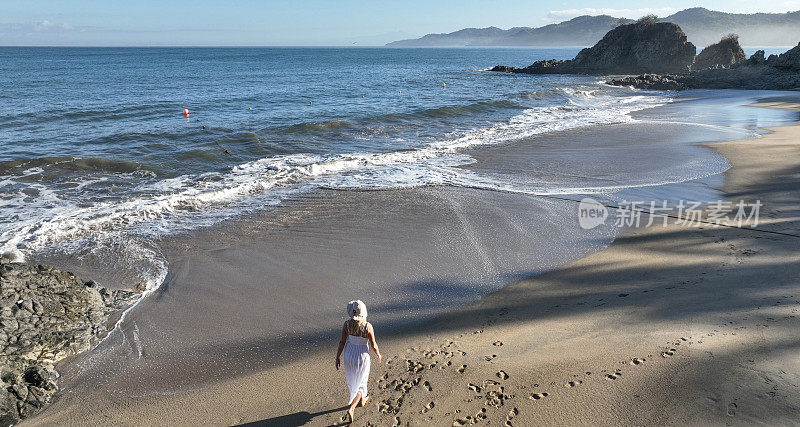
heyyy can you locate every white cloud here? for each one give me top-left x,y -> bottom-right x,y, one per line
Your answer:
546,8 -> 680,22
0,21 -> 93,33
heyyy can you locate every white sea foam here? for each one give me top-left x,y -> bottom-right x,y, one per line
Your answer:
0,85 -> 671,295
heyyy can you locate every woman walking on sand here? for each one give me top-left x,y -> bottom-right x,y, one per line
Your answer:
336,300 -> 382,422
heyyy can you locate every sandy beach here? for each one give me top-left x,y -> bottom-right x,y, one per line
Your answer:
24,97 -> 800,426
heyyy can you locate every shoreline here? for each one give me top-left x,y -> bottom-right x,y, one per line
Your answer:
26,96 -> 800,425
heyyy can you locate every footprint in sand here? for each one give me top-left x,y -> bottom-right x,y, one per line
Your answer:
484,354 -> 497,361
662,349 -> 676,358
605,371 -> 623,380
497,370 -> 509,380
482,379 -> 501,387
424,380 -> 433,391
453,416 -> 473,426
505,407 -> 519,426
727,402 -> 737,416
529,392 -> 549,400
493,341 -> 504,346
630,357 -> 646,366
457,364 -> 467,374
565,380 -> 583,387
468,383 -> 482,392
421,401 -> 435,413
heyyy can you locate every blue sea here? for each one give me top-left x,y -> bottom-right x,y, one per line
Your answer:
0,47 -> 793,290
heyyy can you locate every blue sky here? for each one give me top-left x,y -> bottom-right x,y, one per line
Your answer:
1,1 -> 799,46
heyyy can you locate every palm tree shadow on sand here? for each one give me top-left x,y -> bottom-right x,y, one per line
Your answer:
236,405 -> 349,426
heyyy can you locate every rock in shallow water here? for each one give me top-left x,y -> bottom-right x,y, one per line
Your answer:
0,260 -> 140,425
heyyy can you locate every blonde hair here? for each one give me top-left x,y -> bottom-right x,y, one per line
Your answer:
346,300 -> 368,335
347,318 -> 367,336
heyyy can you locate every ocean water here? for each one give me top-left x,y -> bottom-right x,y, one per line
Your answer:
8,47 -> 800,398
0,47 -> 793,294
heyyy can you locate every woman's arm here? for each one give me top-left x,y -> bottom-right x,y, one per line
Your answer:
366,323 -> 383,363
335,323 -> 347,370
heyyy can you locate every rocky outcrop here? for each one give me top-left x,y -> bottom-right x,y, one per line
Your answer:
771,42 -> 800,72
605,74 -> 685,91
571,20 -> 696,73
0,259 -> 139,425
491,20 -> 696,75
608,42 -> 800,90
692,35 -> 746,70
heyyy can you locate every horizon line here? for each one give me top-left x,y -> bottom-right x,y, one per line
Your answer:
0,44 -> 795,48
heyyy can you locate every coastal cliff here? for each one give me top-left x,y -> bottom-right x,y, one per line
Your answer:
490,19 -> 696,75
0,259 -> 139,425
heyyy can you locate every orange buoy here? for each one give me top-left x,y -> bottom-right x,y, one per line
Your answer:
309,101 -> 313,105
182,108 -> 189,116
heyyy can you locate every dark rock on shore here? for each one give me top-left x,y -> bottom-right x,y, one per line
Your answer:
692,34 -> 746,70
608,42 -> 800,90
605,74 -> 685,91
769,42 -> 800,72
491,20 -> 696,75
0,258 -> 139,425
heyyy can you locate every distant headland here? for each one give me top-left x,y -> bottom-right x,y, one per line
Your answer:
387,8 -> 800,48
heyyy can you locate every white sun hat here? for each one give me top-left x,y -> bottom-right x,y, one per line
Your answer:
347,300 -> 368,320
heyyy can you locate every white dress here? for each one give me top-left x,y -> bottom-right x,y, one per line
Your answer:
343,325 -> 371,404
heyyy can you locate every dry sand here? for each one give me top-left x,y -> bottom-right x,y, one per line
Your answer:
29,99 -> 800,426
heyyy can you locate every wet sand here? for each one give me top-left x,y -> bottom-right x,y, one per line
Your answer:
28,98 -> 800,425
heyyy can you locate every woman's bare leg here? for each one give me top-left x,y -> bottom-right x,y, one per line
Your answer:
359,394 -> 370,407
347,392 -> 360,421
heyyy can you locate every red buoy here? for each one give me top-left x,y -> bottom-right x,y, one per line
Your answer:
183,108 -> 190,116
442,82 -> 446,88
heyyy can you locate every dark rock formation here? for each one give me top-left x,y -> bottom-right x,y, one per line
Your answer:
771,42 -> 800,72
692,34 -> 746,70
491,20 -> 696,75
608,42 -> 800,90
742,50 -> 766,67
0,259 -> 139,425
571,20 -> 696,74
605,74 -> 685,91
488,65 -> 515,73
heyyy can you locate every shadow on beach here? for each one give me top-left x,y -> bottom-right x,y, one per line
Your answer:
236,405 -> 348,427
